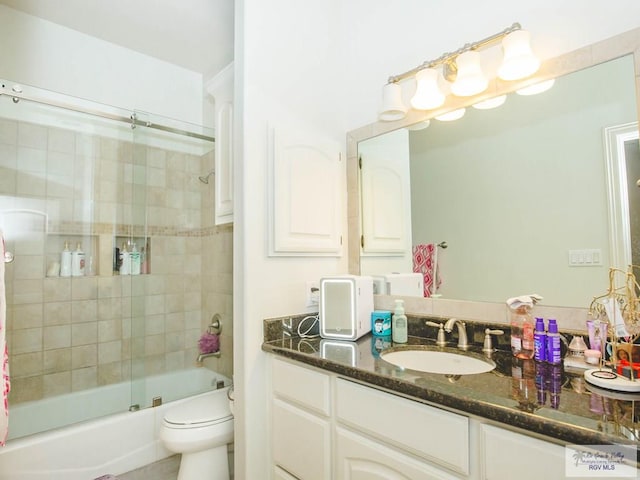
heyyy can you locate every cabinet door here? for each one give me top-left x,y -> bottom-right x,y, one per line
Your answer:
214,100 -> 233,225
479,424 -> 566,480
269,125 -> 343,255
272,399 -> 331,480
336,427 -> 460,480
206,62 -> 234,226
274,466 -> 300,480
359,128 -> 411,255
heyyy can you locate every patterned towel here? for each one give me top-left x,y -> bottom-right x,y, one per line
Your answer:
0,231 -> 10,446
412,243 -> 441,297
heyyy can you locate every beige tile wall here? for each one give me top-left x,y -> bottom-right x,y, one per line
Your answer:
0,118 -> 233,405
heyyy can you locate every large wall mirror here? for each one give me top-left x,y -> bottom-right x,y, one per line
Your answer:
347,28 -> 640,309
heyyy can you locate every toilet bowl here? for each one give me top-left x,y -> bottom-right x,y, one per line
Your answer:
160,387 -> 234,480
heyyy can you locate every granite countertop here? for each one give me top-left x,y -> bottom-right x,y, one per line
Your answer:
262,314 -> 640,448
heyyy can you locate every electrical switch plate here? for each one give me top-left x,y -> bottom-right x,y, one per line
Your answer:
305,281 -> 320,307
568,249 -> 603,267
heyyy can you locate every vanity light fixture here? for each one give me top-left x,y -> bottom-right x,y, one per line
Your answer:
406,120 -> 431,131
516,79 -> 555,96
450,50 -> 488,97
379,82 -> 408,121
379,22 -> 540,121
472,95 -> 507,110
435,108 -> 466,122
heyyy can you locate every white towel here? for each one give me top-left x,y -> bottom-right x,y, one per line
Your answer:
0,230 -> 10,445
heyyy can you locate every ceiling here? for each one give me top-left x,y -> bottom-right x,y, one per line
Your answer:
0,0 -> 234,76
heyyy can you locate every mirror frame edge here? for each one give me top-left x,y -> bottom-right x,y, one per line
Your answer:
347,27 -> 640,279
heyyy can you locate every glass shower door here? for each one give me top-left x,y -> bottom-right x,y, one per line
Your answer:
0,81 -> 138,439
128,110 -> 216,410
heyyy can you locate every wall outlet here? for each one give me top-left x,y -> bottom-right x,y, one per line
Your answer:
306,281 -> 320,307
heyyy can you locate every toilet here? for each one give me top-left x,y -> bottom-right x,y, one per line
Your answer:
160,387 -> 234,480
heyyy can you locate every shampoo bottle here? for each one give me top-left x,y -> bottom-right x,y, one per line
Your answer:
71,242 -> 85,276
392,299 -> 408,344
60,241 -> 72,277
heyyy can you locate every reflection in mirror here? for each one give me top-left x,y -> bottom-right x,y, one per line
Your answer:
359,54 -> 639,308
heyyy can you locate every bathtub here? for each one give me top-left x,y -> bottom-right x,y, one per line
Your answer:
0,367 -> 231,480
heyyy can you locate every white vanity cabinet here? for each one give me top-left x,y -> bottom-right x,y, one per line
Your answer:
269,356 -> 569,480
271,357 -> 332,479
270,357 -> 466,479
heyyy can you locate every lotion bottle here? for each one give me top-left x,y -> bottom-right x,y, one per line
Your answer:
60,241 -> 72,277
392,299 -> 408,344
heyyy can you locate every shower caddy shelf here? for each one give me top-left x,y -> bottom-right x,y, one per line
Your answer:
43,233 -> 151,277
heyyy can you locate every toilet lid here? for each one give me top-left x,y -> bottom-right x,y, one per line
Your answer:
164,394 -> 232,426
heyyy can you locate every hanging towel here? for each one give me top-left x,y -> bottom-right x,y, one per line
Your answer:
412,243 -> 440,297
0,230 -> 10,446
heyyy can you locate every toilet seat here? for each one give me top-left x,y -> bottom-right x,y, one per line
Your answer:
163,393 -> 233,428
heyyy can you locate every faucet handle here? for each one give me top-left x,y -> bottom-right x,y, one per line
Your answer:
426,321 -> 447,347
483,328 -> 505,353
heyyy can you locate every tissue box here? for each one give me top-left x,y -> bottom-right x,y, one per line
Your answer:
373,273 -> 424,297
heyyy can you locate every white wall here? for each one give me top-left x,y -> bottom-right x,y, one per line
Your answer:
236,1 -> 640,477
235,1 -> 347,478
0,5 -> 205,125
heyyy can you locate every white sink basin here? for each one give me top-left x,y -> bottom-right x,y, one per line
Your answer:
380,349 -> 496,375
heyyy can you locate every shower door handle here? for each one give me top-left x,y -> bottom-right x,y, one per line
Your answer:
3,251 -> 13,263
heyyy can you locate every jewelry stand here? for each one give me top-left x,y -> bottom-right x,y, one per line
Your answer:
584,266 -> 640,393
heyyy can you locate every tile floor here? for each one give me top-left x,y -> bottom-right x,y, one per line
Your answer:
116,451 -> 234,480
118,455 -> 180,480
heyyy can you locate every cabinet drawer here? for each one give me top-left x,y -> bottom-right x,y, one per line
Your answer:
272,398 -> 331,480
480,424 -> 565,480
272,358 -> 330,416
336,379 -> 469,475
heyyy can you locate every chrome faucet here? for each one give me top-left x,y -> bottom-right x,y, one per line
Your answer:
444,318 -> 468,349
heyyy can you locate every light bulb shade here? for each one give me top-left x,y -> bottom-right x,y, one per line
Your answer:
435,108 -> 465,121
516,79 -> 555,96
379,82 -> 408,121
406,120 -> 431,131
451,51 -> 488,96
498,30 -> 540,81
411,68 -> 445,110
472,95 -> 507,110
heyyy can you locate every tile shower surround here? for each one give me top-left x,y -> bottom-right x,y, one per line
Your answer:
0,118 -> 233,405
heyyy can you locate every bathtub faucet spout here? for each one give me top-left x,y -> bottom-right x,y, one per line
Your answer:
197,351 -> 221,364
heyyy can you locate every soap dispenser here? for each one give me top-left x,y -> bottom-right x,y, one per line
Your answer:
392,299 -> 408,344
